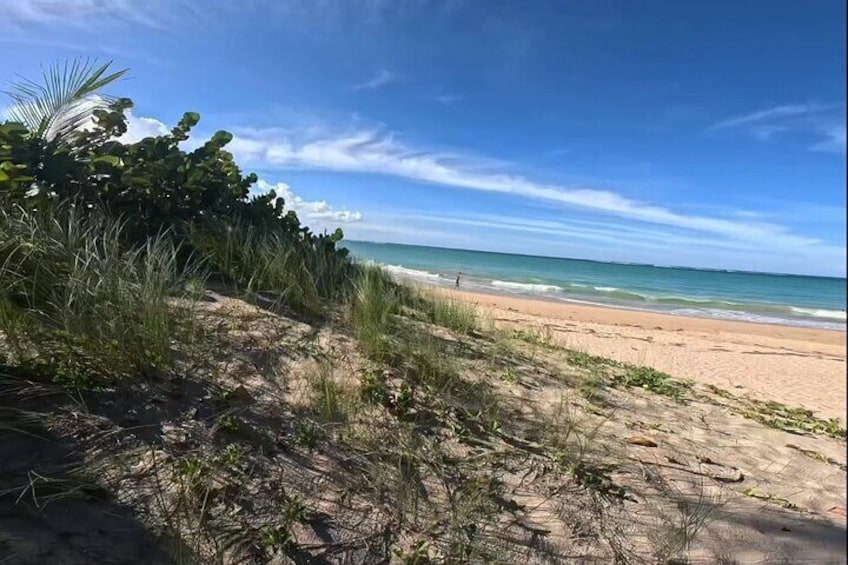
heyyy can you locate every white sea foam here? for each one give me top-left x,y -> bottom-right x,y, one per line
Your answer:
671,308 -> 845,330
491,280 -> 562,293
383,264 -> 441,281
593,286 -> 619,292
789,307 -> 847,321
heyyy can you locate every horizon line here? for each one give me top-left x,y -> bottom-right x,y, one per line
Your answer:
343,239 -> 848,281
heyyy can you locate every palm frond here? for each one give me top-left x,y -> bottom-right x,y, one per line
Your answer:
4,58 -> 128,143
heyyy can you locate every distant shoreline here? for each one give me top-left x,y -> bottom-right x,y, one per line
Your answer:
458,284 -> 847,334
395,275 -> 847,333
446,286 -> 847,341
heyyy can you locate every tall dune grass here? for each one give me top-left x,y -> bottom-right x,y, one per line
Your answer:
0,204 -> 199,384
187,221 -> 354,316
349,265 -> 400,361
423,293 -> 478,334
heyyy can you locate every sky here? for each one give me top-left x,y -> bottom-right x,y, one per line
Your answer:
2,0 -> 846,277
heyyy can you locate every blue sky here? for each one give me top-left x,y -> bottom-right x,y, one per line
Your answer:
3,0 -> 846,276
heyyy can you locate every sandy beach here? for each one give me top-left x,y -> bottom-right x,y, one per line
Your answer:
453,289 -> 847,422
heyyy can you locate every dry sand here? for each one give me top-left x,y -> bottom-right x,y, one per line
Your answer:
454,290 -> 847,422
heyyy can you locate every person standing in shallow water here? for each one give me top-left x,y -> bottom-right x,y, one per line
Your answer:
455,271 -> 462,289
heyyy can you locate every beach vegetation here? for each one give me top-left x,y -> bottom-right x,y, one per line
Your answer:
422,293 -> 478,334
1,59 -> 842,564
705,384 -> 846,439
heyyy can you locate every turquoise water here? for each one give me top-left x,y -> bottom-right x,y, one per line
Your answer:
343,241 -> 847,331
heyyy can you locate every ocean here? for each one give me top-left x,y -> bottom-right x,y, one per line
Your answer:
342,241 -> 847,331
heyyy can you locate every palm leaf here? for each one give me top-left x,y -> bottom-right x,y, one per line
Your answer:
4,58 -> 128,144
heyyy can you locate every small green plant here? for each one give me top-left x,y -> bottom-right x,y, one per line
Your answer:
359,368 -> 388,405
566,350 -> 618,371
293,420 -> 321,449
176,457 -> 208,492
218,444 -> 246,470
259,525 -> 292,553
741,400 -> 846,439
785,444 -> 847,470
740,487 -> 798,510
392,381 -> 414,416
500,367 -> 517,383
394,540 -> 436,564
705,385 -> 846,439
217,414 -> 240,434
281,494 -> 308,525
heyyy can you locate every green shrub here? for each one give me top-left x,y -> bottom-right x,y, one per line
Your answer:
1,59 -> 354,316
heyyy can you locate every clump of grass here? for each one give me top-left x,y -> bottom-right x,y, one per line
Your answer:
307,359 -> 356,425
423,295 -> 478,334
349,265 -> 401,361
578,374 -> 610,407
650,480 -> 721,563
188,220 -> 323,316
0,204 -> 198,385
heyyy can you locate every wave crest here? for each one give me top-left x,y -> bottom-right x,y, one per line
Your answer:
383,264 -> 441,281
491,280 -> 562,293
789,307 -> 846,321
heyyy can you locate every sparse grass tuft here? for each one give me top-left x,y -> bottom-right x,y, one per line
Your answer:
307,359 -> 357,425
513,325 -> 554,347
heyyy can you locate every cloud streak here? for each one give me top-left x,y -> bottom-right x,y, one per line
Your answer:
711,103 -> 846,154
5,0 -> 169,29
353,69 -> 397,91
228,125 -> 828,251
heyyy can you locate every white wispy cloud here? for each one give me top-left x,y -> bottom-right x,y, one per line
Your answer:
811,124 -> 847,154
352,69 -> 398,91
710,103 -> 846,154
5,0 -> 168,28
252,179 -> 363,225
227,125 -> 828,250
429,93 -> 461,105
